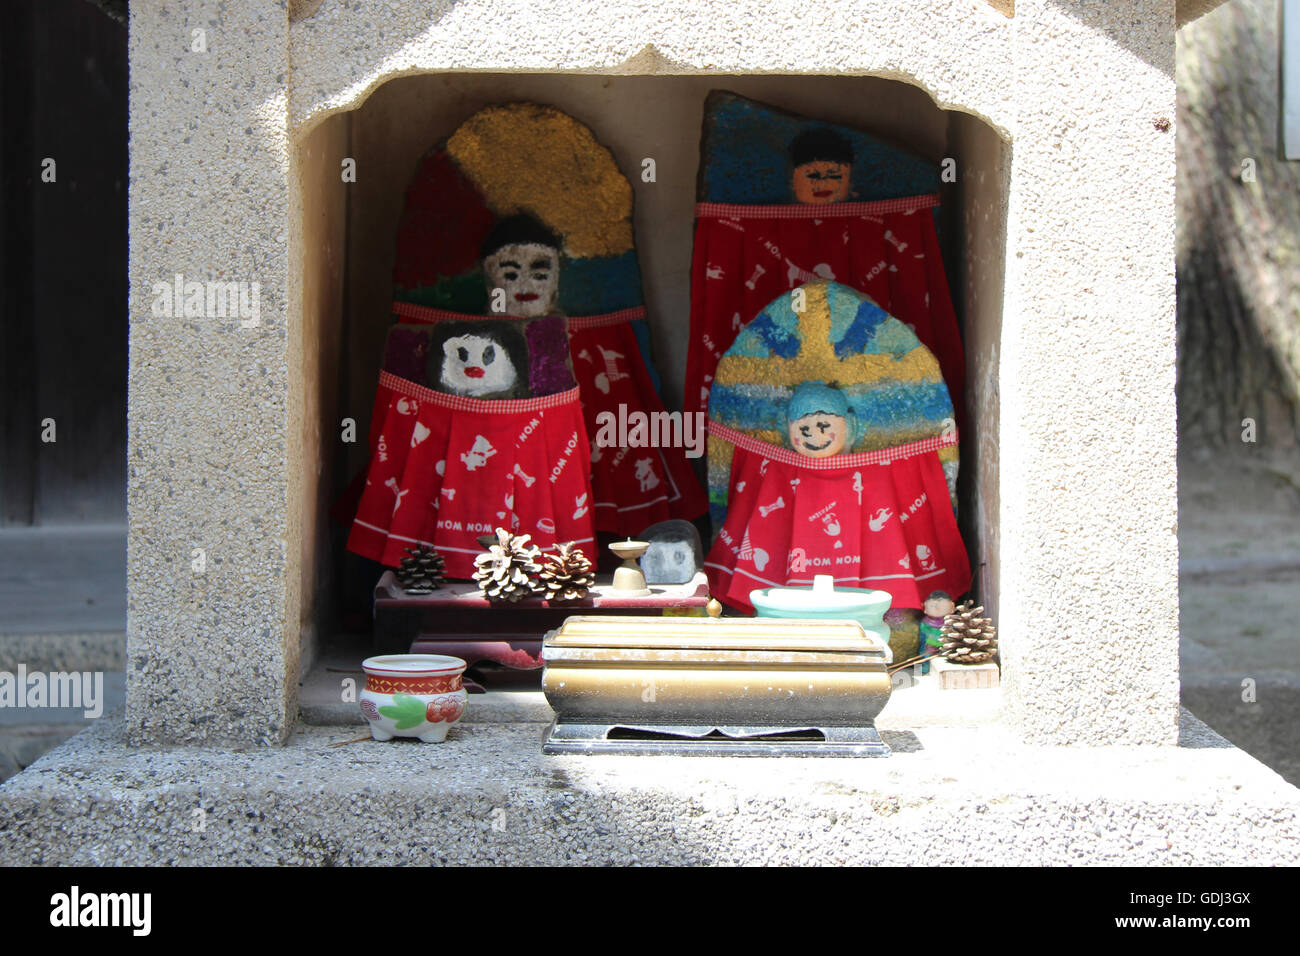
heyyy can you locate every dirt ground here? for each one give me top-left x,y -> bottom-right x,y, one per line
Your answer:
1178,450 -> 1300,786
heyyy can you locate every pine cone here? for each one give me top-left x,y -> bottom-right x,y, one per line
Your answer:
538,542 -> 596,602
940,602 -> 998,665
472,528 -> 543,603
395,545 -> 446,594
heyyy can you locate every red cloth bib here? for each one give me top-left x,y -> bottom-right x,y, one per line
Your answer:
704,425 -> 970,613
568,312 -> 708,531
347,372 -> 596,578
391,302 -> 708,534
686,196 -> 964,421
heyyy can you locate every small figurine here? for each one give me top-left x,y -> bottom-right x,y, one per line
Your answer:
785,382 -> 856,458
479,213 -> 576,397
704,282 -> 970,616
789,128 -> 854,205
919,590 -> 956,675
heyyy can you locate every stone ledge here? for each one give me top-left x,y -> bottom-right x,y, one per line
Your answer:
1,708 -> 1296,865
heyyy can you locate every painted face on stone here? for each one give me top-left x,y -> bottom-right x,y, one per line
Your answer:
788,412 -> 850,457
792,161 -> 851,204
641,540 -> 695,585
483,242 -> 559,318
439,333 -> 518,397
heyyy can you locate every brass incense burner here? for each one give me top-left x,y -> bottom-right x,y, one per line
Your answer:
540,613 -> 892,756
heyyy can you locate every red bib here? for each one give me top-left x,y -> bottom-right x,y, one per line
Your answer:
704,425 -> 970,613
348,373 -> 596,578
686,197 -> 964,421
567,311 -> 708,531
390,302 -> 709,535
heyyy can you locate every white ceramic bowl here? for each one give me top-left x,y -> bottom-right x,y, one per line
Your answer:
359,654 -> 468,743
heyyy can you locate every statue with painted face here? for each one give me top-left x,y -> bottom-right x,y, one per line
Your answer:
481,214 -> 562,318
785,381 -> 856,458
789,128 -> 853,205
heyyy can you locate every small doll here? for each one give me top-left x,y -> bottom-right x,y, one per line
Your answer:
919,589 -> 956,675
785,381 -> 856,458
789,128 -> 854,205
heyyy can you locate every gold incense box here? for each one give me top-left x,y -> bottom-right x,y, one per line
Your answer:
541,615 -> 892,756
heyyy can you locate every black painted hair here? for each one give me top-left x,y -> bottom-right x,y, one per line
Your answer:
479,213 -> 562,260
789,128 -> 854,167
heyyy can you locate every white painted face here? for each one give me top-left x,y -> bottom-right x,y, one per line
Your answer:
483,242 -> 559,318
439,333 -> 517,397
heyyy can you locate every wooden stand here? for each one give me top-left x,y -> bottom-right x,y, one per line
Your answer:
932,658 -> 1000,689
373,571 -> 710,690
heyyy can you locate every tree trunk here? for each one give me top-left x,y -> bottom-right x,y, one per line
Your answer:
1178,0 -> 1300,454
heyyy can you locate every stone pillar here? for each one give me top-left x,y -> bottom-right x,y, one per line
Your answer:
127,0 -> 299,744
1000,0 -> 1180,744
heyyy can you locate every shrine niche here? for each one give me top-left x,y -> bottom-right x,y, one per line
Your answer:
82,3 -> 1208,867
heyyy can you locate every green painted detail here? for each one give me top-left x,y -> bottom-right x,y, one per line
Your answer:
378,693 -> 426,730
397,269 -> 488,314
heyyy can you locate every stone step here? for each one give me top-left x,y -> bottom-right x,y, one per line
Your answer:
1,710 -> 1296,865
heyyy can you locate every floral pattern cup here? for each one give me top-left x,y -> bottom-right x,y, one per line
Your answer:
359,654 -> 468,743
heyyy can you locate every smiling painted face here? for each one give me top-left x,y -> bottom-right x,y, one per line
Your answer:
792,161 -> 852,205
788,128 -> 855,205
788,411 -> 850,457
483,242 -> 559,318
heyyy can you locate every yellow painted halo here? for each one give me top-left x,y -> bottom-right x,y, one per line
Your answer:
446,102 -> 634,259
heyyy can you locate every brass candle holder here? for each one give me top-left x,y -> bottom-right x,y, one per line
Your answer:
608,538 -> 651,596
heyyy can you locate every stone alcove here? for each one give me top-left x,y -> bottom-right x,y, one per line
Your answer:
292,72 -> 1010,683
124,0 -> 1179,749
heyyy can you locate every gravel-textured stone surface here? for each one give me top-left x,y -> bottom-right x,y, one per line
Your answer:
0,677 -> 126,784
1,708 -> 1295,866
128,0 -> 299,746
0,634 -> 125,673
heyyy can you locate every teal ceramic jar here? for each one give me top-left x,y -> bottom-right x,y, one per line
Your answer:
750,575 -> 893,661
